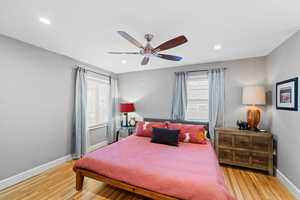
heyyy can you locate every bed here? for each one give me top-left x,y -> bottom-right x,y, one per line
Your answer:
74,120 -> 235,200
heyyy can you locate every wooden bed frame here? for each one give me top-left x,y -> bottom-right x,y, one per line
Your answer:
74,167 -> 179,200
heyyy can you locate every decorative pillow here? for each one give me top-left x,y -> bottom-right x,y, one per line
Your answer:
182,129 -> 208,144
166,122 -> 182,130
180,124 -> 207,144
166,122 -> 207,143
151,127 -> 180,146
135,121 -> 167,137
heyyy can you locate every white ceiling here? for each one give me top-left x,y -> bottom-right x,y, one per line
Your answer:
0,0 -> 299,73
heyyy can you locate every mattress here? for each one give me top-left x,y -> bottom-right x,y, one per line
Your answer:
74,135 -> 235,200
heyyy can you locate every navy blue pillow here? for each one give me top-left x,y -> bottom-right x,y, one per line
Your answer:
151,127 -> 180,146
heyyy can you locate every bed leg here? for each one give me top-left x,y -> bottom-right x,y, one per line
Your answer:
76,171 -> 84,191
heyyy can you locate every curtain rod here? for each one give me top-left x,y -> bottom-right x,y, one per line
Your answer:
76,65 -> 111,78
85,69 -> 111,78
178,67 -> 227,73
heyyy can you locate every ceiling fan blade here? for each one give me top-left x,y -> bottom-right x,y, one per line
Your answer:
108,52 -> 140,55
117,31 -> 144,49
157,54 -> 183,61
153,35 -> 188,52
141,57 -> 150,65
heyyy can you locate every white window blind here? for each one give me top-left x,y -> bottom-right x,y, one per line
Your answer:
87,76 -> 110,127
186,71 -> 209,122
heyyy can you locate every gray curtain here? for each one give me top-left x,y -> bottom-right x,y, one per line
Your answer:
171,72 -> 187,120
208,68 -> 225,143
73,67 -> 88,159
107,78 -> 120,143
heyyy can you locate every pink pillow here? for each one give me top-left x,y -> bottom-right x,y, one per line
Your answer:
135,121 -> 167,137
180,124 -> 207,144
166,122 -> 207,144
166,122 -> 182,129
182,129 -> 207,144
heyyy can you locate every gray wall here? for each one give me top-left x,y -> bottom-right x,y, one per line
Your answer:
118,57 -> 268,129
0,35 -> 109,180
266,30 -> 300,188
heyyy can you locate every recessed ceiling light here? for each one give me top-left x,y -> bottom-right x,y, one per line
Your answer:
121,60 -> 127,64
39,17 -> 51,25
214,44 -> 222,50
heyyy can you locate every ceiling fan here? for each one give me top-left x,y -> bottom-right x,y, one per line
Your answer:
108,31 -> 188,65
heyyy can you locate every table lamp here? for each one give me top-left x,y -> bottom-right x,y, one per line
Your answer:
242,86 -> 266,131
120,103 -> 135,127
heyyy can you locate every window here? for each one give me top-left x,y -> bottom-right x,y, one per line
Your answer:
186,72 -> 209,122
87,76 -> 110,127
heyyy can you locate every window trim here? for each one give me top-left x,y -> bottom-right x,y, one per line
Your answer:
89,123 -> 108,131
87,76 -> 110,85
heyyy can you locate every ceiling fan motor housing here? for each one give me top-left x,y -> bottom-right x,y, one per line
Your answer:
144,34 -> 154,42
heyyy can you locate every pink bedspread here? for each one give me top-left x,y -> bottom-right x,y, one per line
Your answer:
75,136 -> 235,200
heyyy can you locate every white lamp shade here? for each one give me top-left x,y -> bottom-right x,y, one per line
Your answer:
242,86 -> 266,105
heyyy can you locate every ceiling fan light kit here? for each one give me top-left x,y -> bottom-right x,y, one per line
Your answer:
108,31 -> 188,65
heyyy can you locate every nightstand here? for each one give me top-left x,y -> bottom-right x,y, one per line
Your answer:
215,127 -> 274,175
116,126 -> 136,142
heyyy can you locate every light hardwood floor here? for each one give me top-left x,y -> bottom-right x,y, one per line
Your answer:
0,161 -> 295,200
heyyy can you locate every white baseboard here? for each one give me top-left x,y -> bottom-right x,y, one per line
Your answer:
0,154 -> 72,191
276,169 -> 300,199
88,140 -> 108,152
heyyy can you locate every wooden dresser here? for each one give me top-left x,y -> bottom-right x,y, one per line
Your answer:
215,127 -> 273,175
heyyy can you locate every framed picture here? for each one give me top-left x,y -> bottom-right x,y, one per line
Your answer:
276,77 -> 298,111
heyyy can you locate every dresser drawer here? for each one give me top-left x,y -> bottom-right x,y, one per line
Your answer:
218,133 -> 233,147
234,150 -> 250,165
235,135 -> 251,149
218,148 -> 233,162
251,152 -> 269,169
252,136 -> 270,152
